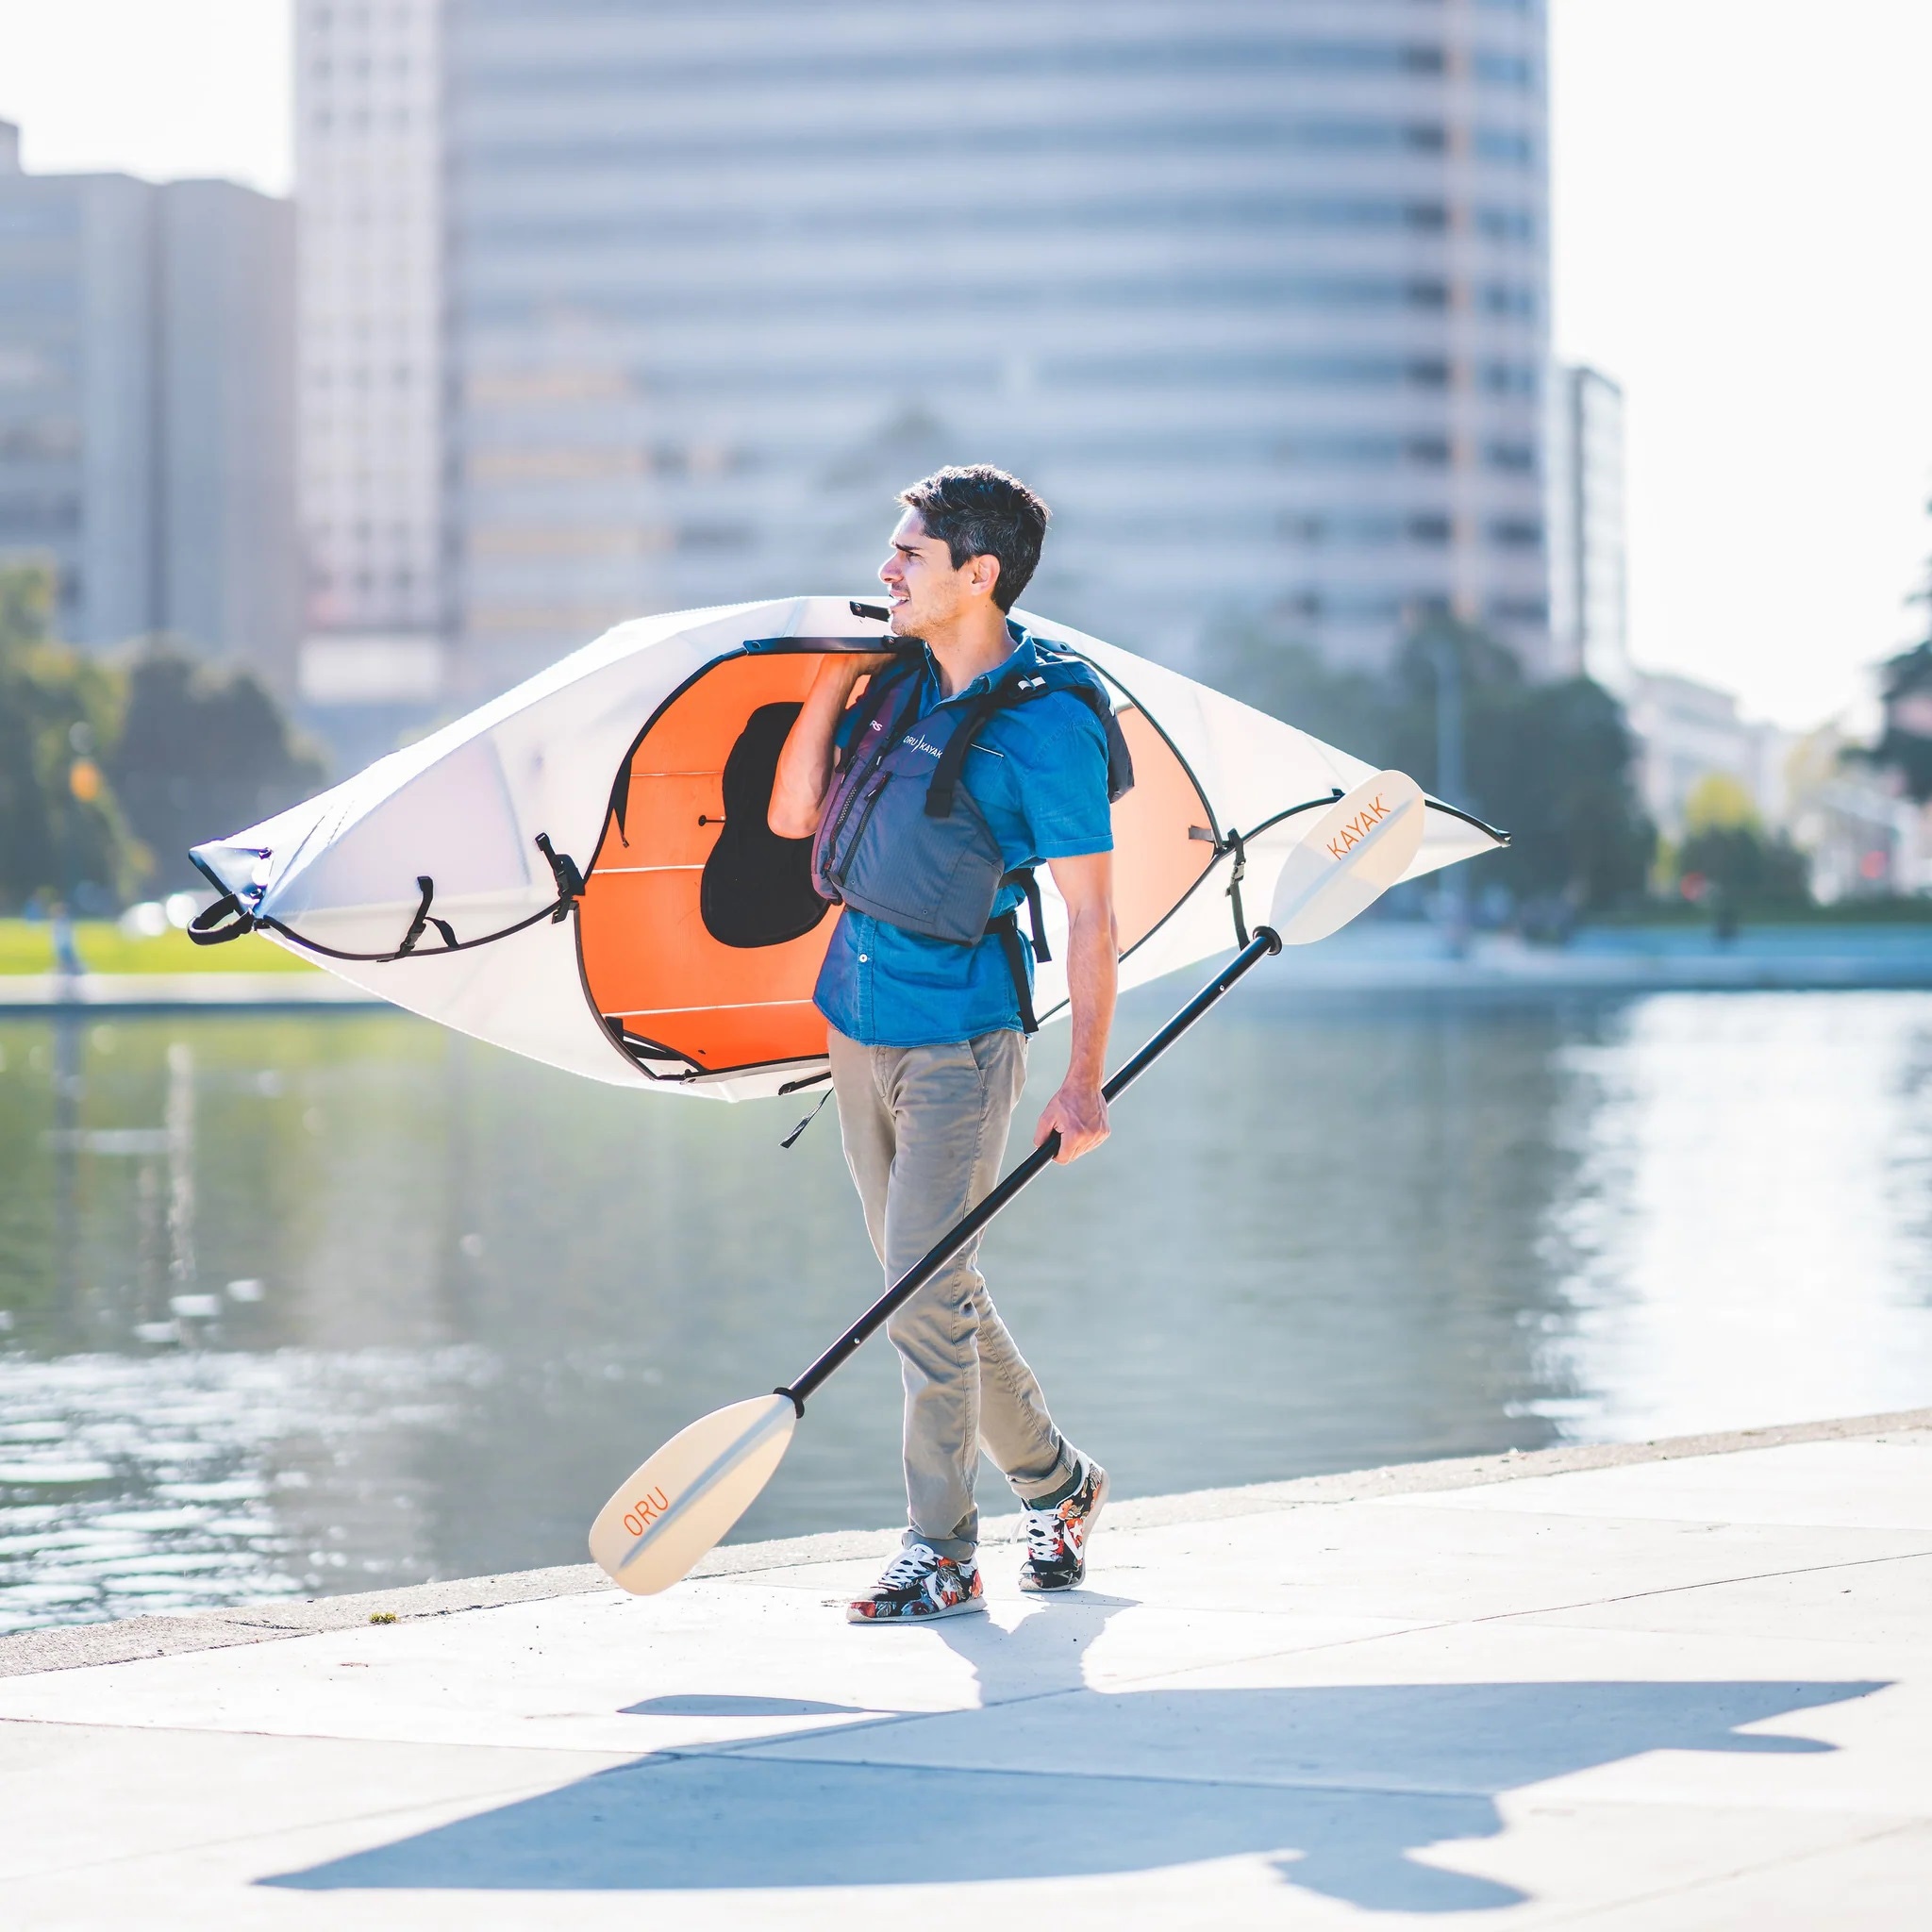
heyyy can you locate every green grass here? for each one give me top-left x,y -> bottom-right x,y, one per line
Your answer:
0,920 -> 317,975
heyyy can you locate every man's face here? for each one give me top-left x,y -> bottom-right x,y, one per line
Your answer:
878,509 -> 995,636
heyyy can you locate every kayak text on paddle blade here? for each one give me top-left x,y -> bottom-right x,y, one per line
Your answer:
588,1392 -> 796,1596
1269,771 -> 1427,945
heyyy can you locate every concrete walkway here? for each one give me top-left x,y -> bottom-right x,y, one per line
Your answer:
0,1411 -> 1927,1928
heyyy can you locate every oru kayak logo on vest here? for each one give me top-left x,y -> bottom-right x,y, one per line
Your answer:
1325,793 -> 1391,861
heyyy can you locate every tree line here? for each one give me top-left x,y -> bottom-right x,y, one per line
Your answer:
1205,615 -> 1814,924
0,563 -> 325,913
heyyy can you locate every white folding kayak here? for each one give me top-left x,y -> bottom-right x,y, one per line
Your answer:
191,596 -> 1506,1101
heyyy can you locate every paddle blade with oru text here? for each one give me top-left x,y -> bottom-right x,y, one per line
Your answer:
589,1393 -> 796,1595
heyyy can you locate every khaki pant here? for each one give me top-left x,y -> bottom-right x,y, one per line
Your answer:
827,1025 -> 1076,1558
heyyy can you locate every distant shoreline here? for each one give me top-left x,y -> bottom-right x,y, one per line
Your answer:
6,919 -> 1932,1011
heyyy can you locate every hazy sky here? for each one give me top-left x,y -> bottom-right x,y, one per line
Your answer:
1551,0 -> 1932,729
0,1 -> 291,194
1,0 -> 1927,727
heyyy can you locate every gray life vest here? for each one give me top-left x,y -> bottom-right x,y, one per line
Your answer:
809,644 -> 1134,1031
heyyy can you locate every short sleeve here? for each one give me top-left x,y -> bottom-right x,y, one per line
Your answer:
1019,703 -> 1115,858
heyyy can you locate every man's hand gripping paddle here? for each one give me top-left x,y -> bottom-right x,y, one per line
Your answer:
589,771 -> 1428,1594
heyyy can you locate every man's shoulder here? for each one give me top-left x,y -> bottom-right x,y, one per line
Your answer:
984,675 -> 1110,762
1000,641 -> 1110,729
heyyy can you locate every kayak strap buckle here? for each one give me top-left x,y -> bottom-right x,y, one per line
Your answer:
1189,824 -> 1250,947
397,877 -> 458,955
1224,828 -> 1250,949
536,833 -> 587,922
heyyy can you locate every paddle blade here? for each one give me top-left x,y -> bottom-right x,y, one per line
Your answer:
588,1392 -> 796,1595
1269,771 -> 1427,944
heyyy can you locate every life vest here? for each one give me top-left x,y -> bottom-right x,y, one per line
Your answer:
809,642 -> 1134,1031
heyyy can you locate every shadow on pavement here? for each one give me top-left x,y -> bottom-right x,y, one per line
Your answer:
265,1591 -> 1886,1910
620,1693 -> 869,1719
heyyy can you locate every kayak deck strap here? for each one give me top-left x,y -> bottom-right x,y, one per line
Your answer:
201,835 -> 589,964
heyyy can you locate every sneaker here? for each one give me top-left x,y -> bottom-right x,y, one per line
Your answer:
846,1542 -> 986,1624
1019,1458 -> 1109,1592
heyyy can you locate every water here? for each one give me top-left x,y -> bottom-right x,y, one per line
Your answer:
2,987 -> 1930,1633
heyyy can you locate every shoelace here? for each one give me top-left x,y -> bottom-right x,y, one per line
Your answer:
1024,1505 -> 1069,1562
876,1543 -> 941,1591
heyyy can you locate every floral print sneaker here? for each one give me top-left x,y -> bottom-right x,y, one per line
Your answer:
1019,1458 -> 1109,1592
846,1542 -> 986,1623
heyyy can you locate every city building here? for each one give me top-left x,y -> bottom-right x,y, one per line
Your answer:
1545,360 -> 1628,691
1625,670 -> 1791,841
157,182 -> 300,690
292,0 -> 444,724
0,121 -> 297,686
0,121 -> 158,648
298,0 -> 1553,708
1783,725 -> 1930,903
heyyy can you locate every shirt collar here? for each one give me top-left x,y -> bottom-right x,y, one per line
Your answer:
922,619 -> 1040,707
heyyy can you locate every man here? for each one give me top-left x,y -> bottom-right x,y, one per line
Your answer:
769,465 -> 1119,1622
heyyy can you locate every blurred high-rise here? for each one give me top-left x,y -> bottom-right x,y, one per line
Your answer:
299,0 -> 1551,707
1545,361 -> 1628,692
0,121 -> 297,686
292,0 -> 445,732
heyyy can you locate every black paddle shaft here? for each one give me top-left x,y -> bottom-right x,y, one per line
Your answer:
778,924 -> 1284,1411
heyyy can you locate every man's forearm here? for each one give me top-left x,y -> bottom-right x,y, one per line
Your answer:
1062,901 -> 1118,1091
769,659 -> 874,837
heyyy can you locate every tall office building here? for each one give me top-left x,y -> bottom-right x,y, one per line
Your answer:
293,0 -> 445,714
300,0 -> 1551,704
157,182 -> 300,687
0,123 -> 297,683
1545,360 -> 1628,691
0,124 -> 159,647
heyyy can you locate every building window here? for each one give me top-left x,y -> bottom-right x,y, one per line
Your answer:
1278,513 -> 1456,550
1480,282 -> 1538,318
1474,127 -> 1535,166
1480,362 -> 1538,396
1474,205 -> 1536,242
1274,434 -> 1451,469
1489,519 -> 1543,550
1474,51 -> 1534,89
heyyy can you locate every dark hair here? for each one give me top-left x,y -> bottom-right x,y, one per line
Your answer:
896,464 -> 1050,612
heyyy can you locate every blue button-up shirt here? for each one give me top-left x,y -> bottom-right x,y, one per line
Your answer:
813,625 -> 1115,1047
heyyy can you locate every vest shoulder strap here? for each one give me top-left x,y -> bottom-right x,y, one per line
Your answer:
923,654 -> 1136,820
835,651 -> 924,774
